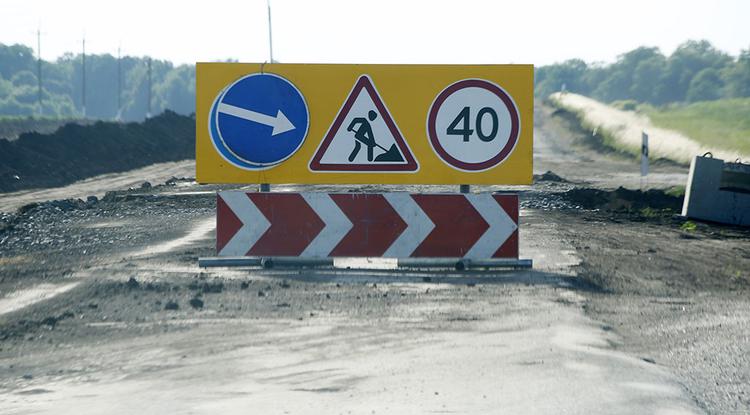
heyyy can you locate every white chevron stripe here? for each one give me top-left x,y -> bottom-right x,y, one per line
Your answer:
464,194 -> 517,259
300,193 -> 353,258
383,193 -> 435,258
218,192 -> 271,256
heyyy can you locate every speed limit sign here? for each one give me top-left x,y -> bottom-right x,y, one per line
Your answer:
427,79 -> 521,171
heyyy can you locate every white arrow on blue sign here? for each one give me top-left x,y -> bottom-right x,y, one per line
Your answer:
209,73 -> 309,169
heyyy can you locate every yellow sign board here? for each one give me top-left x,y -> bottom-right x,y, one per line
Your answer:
196,63 -> 533,185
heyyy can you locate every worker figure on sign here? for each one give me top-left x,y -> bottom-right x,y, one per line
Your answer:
345,110 -> 404,163
346,110 -> 379,162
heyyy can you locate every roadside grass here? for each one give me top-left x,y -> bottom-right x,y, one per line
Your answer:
680,220 -> 697,232
665,185 -> 686,198
549,93 -> 750,164
548,98 -> 639,158
640,99 -> 750,156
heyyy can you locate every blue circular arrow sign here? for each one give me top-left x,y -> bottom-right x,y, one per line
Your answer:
209,73 -> 309,169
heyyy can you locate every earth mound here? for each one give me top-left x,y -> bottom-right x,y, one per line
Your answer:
0,111 -> 195,192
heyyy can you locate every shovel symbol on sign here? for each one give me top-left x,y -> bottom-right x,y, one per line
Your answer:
346,110 -> 404,163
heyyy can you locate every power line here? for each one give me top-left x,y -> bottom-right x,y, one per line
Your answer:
267,0 -> 274,62
37,28 -> 42,116
146,57 -> 152,119
81,37 -> 86,118
117,46 -> 122,121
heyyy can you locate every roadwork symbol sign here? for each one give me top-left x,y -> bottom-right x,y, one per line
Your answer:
309,75 -> 418,172
208,73 -> 309,170
197,63 -> 532,184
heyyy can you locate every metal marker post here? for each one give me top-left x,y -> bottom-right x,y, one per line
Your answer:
641,131 -> 649,190
37,29 -> 42,116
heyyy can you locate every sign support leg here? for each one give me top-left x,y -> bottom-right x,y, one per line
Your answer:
260,183 -> 271,192
460,184 -> 470,194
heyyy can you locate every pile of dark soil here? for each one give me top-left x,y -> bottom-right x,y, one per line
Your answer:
0,111 -> 195,192
533,170 -> 569,183
0,117 -> 93,141
562,187 -> 683,212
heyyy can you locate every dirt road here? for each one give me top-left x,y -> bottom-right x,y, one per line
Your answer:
0,102 -> 747,414
0,160 -> 195,213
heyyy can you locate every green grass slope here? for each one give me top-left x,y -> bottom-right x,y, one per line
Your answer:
642,99 -> 750,156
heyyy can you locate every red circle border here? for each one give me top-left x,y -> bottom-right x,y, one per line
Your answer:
427,79 -> 520,171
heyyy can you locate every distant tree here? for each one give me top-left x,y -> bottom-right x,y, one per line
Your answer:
0,42 -> 199,120
10,70 -> 37,87
0,96 -> 35,116
0,44 -> 35,79
630,55 -> 666,103
686,68 -> 723,102
617,47 -> 664,74
534,40 -> 742,106
3,39 -> 746,120
12,84 -> 38,106
722,47 -> 750,98
593,70 -> 630,102
153,64 -> 195,115
535,59 -> 590,97
580,65 -> 608,93
655,40 -> 732,103
0,76 -> 13,98
121,63 -> 149,120
590,47 -> 665,103
81,54 -> 119,119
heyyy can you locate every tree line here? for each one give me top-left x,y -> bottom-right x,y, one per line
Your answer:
2,39 -> 750,121
0,43 -> 195,121
536,40 -> 750,105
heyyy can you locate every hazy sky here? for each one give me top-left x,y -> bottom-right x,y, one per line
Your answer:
2,0 -> 749,66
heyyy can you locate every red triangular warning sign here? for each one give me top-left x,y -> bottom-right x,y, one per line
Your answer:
309,75 -> 418,172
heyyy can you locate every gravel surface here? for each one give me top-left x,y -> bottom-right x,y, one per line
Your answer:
0,101 -> 747,413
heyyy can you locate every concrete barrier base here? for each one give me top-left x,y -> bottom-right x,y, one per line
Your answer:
682,155 -> 750,226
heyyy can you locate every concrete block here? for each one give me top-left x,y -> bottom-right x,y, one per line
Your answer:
682,155 -> 750,226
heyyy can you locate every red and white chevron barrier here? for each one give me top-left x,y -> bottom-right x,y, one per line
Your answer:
216,192 -> 519,259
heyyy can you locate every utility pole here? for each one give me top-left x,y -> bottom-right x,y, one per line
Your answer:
261,0 -> 274,193
267,0 -> 274,62
146,57 -> 152,118
36,28 -> 42,116
82,37 -> 86,118
117,46 -> 122,121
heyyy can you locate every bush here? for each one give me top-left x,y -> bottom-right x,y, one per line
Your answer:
611,100 -> 639,111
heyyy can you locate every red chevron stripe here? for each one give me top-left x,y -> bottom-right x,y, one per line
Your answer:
329,194 -> 407,257
411,194 -> 489,257
492,194 -> 519,258
493,231 -> 518,258
493,194 -> 519,223
216,192 -> 520,259
247,193 -> 325,256
216,194 -> 243,253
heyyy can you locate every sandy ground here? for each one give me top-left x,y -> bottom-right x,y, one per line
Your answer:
0,160 -> 195,213
0,102 -> 748,414
550,92 -> 749,164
